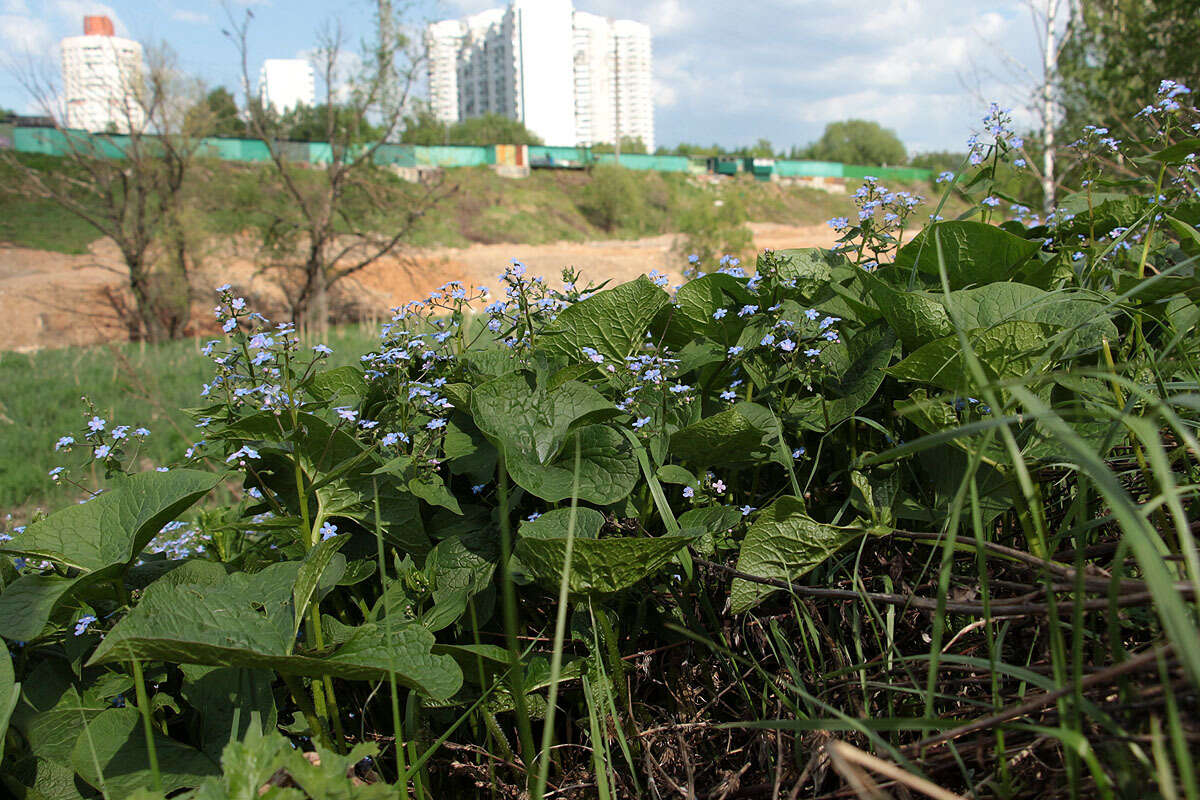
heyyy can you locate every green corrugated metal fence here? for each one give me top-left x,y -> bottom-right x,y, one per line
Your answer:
593,153 -> 690,172
775,160 -> 844,178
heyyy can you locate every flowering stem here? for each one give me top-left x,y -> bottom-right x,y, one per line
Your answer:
129,655 -> 162,794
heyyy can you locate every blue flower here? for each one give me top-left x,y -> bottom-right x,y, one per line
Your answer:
632,416 -> 651,429
472,484 -> 486,494
740,505 -> 756,516
54,435 -> 75,451
936,171 -> 955,183
94,444 -> 111,459
738,305 -> 758,318
334,406 -> 358,422
792,447 -> 805,459
982,196 -> 1000,208
760,334 -> 775,347
713,308 -> 728,320
313,344 -> 332,355
526,512 -> 541,521
426,418 -> 447,430
720,389 -> 737,401
727,345 -> 743,356
88,416 -> 106,432
828,216 -> 849,230
682,486 -> 694,498
320,522 -> 338,540
74,615 -> 97,636
778,339 -> 795,352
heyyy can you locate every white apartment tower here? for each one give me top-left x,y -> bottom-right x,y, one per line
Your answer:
60,16 -> 145,133
424,0 -> 654,150
259,59 -> 316,114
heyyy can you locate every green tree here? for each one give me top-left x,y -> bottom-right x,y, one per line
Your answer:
1058,0 -> 1200,138
400,111 -> 541,146
279,103 -> 384,143
184,87 -> 245,138
449,113 -> 542,145
808,119 -> 907,166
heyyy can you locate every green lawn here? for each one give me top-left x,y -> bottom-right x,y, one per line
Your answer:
0,324 -> 380,518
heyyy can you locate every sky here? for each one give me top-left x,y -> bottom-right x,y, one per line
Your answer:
0,0 -> 1053,154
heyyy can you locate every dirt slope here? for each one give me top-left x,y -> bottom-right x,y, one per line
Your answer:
0,222 -> 837,351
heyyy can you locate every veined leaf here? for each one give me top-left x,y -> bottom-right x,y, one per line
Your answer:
540,275 -> 670,363
0,469 -> 221,573
506,424 -> 638,505
0,647 -> 17,765
730,496 -> 876,613
515,534 -> 696,594
71,708 -> 219,796
520,507 -> 605,539
89,562 -> 461,699
894,220 -> 1041,288
472,372 -> 616,464
885,321 -> 1058,393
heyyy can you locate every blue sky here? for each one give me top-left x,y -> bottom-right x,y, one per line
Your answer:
0,0 -> 1052,153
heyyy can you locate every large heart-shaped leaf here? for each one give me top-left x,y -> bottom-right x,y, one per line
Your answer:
505,425 -> 639,505
0,571 -> 109,641
472,372 -> 616,465
0,469 -> 221,573
671,408 -> 770,466
730,496 -> 873,613
89,562 -> 462,699
770,247 -> 846,298
894,220 -> 1042,289
71,708 -> 219,796
515,534 -> 696,594
540,275 -> 671,363
885,321 -> 1059,393
520,507 -> 605,540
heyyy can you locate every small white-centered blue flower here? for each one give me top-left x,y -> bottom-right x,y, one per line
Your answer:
320,522 -> 338,541
88,416 -> 106,432
74,615 -> 97,636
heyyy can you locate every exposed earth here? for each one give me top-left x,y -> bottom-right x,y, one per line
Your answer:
0,222 -> 838,351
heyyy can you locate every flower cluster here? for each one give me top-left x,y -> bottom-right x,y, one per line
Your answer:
828,177 -> 923,267
967,103 -> 1024,166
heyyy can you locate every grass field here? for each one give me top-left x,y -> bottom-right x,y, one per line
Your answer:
0,324 -> 379,518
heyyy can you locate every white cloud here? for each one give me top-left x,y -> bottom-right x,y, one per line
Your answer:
2,0 -> 31,13
171,9 -> 211,24
0,13 -> 53,55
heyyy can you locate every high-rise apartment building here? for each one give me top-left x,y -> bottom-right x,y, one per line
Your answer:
425,0 -> 653,150
259,59 -> 316,114
60,16 -> 145,133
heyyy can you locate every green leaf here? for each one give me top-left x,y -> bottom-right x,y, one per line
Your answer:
420,531 -> 499,631
408,475 -> 463,515
730,497 -> 873,613
292,534 -> 349,637
1145,138 -> 1200,164
179,665 -> 277,763
894,220 -> 1041,288
885,321 -> 1059,393
515,534 -> 696,594
678,505 -> 744,555
88,562 -> 461,699
0,469 -> 221,573
670,409 -> 770,466
654,465 -> 697,487
541,275 -> 671,363
770,248 -> 845,298
231,412 -> 429,556
520,507 -> 605,539
672,273 -> 753,332
472,372 -> 616,464
71,708 -> 219,796
0,572 -> 100,641
506,425 -> 639,505
0,647 -> 17,765
861,271 -> 953,350
304,365 -> 366,403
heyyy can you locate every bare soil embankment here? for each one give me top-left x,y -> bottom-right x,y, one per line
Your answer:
0,222 -> 837,351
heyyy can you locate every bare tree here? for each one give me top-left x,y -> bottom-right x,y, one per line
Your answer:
1,44 -> 211,341
227,5 -> 450,332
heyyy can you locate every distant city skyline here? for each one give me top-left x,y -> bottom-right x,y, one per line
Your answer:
426,0 -> 654,149
1,1 -> 1057,154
